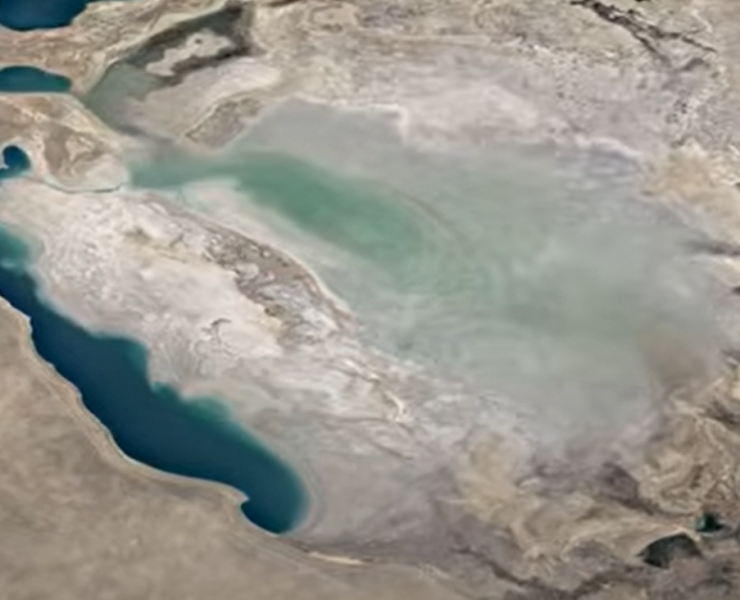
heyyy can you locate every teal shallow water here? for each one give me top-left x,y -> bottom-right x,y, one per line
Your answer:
131,140 -> 727,450
130,150 -> 445,282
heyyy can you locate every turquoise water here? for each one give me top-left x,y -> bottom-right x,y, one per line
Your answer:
0,66 -> 71,93
0,0 -> 128,30
0,151 -> 307,532
131,141 -> 727,452
129,150 -> 451,288
83,63 -> 163,135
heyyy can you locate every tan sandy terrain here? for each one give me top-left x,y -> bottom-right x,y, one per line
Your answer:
0,296 -> 466,600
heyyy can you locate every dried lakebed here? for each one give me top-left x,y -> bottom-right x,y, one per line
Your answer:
0,153 -> 307,534
1,97 -> 737,597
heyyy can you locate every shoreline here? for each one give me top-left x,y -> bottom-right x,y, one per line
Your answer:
5,290 -> 327,539
0,230 -> 314,533
5,291 -> 468,591
1,295 -> 458,595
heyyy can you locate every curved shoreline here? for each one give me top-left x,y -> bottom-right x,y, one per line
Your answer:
0,232 -> 310,532
4,295 -> 463,591
5,290 -> 325,541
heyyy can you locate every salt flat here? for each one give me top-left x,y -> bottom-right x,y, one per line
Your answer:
4,0 -> 740,598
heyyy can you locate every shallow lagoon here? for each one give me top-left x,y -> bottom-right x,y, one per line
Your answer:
130,102 -> 729,454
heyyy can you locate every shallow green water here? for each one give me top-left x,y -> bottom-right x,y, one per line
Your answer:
130,136 -> 727,450
131,151 -> 442,279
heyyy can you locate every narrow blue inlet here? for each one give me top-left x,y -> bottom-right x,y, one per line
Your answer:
0,66 -> 71,93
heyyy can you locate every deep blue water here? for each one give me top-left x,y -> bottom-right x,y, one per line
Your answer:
0,0 -> 115,30
0,66 -> 71,93
0,151 -> 307,533
0,146 -> 31,181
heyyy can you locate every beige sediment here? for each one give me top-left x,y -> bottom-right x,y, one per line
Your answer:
3,294 -> 462,595
4,296 -> 303,542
